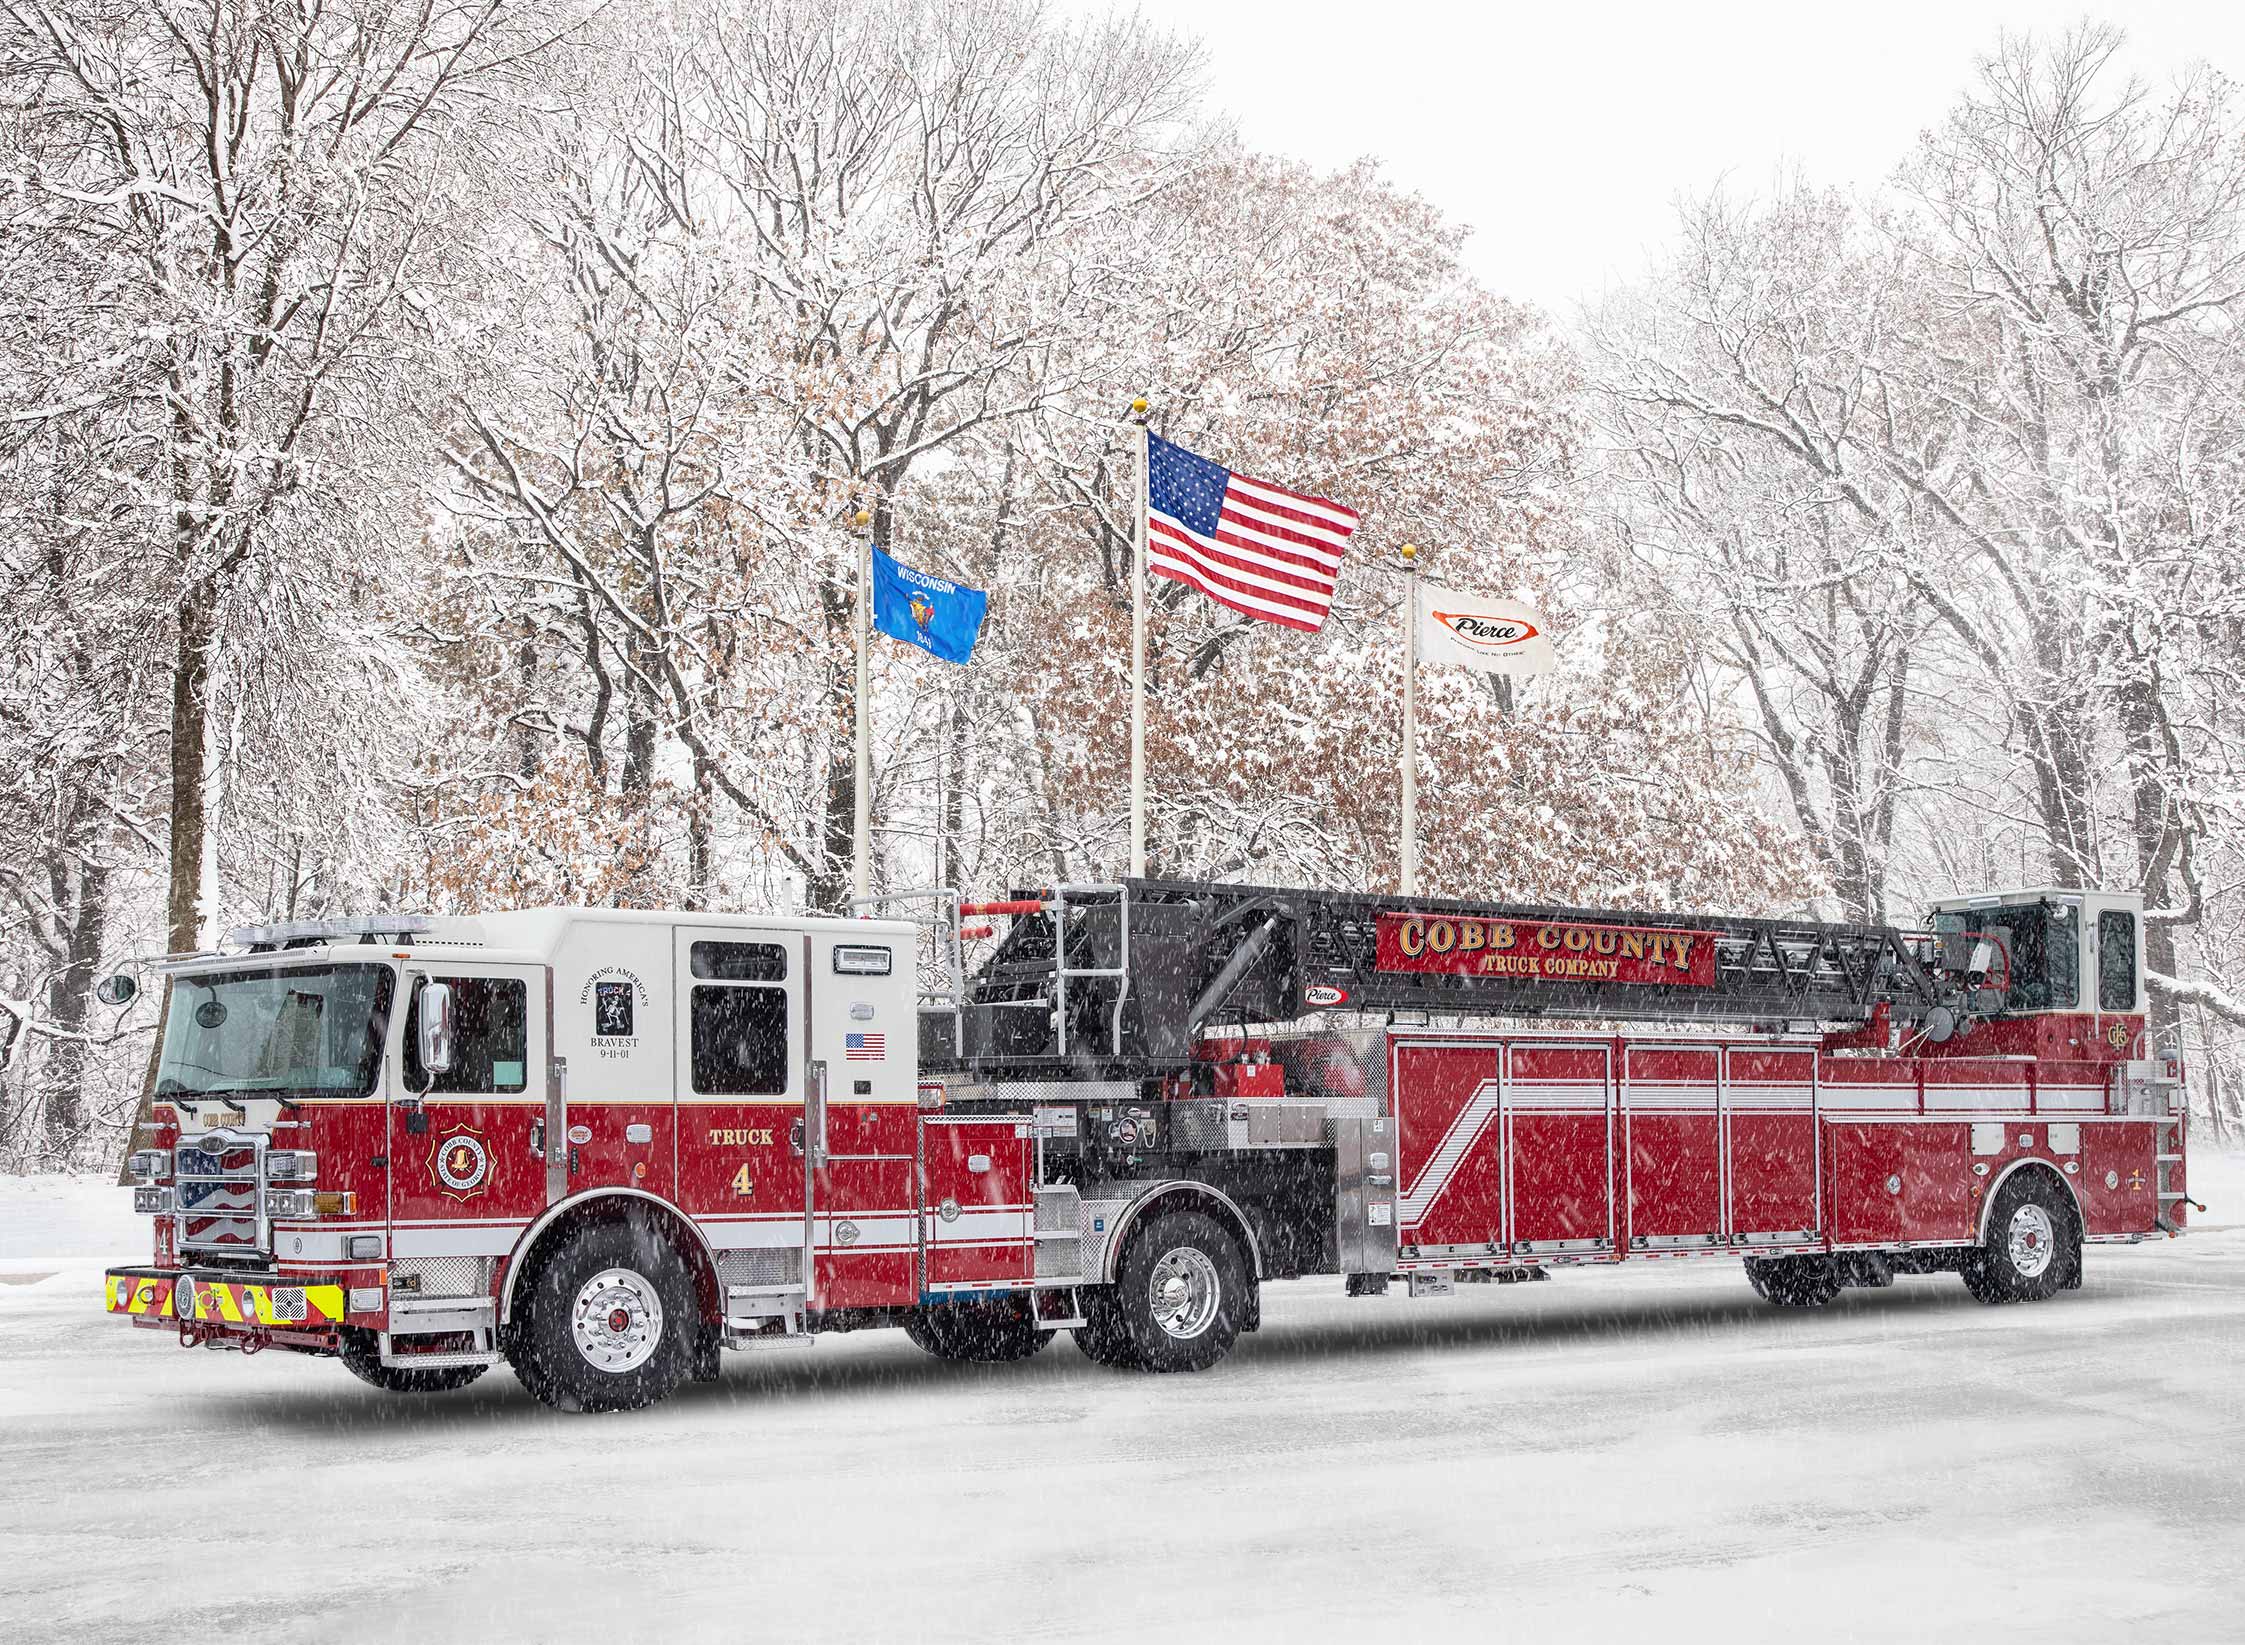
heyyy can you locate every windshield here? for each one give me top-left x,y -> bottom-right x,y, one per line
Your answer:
155,963 -> 396,1100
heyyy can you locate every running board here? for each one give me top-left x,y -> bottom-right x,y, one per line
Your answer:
1034,1287 -> 1087,1331
724,1283 -> 807,1343
381,1296 -> 499,1369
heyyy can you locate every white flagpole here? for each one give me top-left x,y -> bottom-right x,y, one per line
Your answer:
1400,542 -> 1419,895
1129,397 -> 1150,879
853,506 -> 873,905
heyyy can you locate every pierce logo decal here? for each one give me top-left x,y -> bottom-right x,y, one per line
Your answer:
1431,611 -> 1539,650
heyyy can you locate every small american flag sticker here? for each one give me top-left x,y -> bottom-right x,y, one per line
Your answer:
845,1032 -> 885,1061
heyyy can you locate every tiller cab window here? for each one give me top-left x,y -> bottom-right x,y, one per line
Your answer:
154,965 -> 395,1102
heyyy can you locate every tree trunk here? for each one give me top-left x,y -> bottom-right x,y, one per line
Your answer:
41,854 -> 112,1161
807,569 -> 856,914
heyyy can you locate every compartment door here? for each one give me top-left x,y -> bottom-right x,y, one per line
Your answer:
919,1115 -> 1034,1294
1390,1038 -> 1504,1257
1724,1046 -> 1819,1244
1507,1042 -> 1614,1256
1621,1044 -> 1721,1252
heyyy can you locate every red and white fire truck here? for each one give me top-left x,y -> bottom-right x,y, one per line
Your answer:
103,879 -> 2192,1412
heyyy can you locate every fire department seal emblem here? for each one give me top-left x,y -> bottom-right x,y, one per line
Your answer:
432,1127 -> 490,1200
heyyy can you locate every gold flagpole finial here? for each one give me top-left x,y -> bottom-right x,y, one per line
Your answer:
1399,542 -> 1418,564
853,509 -> 872,528
1130,396 -> 1149,418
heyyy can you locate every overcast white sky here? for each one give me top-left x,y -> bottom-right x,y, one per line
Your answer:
1075,1 -> 2245,316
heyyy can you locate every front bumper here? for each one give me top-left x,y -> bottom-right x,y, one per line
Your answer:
105,1266 -> 346,1330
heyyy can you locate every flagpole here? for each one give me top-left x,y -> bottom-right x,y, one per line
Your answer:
1129,396 -> 1150,880
853,506 -> 873,905
1400,542 -> 1419,896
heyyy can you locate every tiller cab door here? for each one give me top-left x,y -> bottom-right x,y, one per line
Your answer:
390,964 -> 550,1248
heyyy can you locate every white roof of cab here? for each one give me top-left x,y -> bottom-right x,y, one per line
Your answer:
169,906 -> 916,975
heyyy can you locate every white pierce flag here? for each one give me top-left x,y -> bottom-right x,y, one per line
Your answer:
1416,582 -> 1556,675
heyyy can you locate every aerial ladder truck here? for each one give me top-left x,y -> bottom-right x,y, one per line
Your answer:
104,877 -> 2189,1411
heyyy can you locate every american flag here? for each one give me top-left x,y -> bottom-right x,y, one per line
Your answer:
1145,433 -> 1359,632
844,1032 -> 885,1061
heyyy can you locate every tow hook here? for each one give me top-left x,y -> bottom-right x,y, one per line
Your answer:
177,1321 -> 270,1354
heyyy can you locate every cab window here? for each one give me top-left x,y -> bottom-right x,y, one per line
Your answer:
1989,902 -> 2079,1012
2097,910 -> 2138,1011
690,940 -> 789,1095
404,978 -> 529,1093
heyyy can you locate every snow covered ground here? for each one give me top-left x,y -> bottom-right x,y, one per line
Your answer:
5,1168 -> 2244,1644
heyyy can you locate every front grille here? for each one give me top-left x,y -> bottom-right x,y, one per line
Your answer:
174,1132 -> 266,1254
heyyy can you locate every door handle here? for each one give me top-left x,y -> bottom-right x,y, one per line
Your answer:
529,1117 -> 545,1159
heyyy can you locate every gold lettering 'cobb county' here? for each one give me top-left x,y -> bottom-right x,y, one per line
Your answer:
1374,913 -> 1719,987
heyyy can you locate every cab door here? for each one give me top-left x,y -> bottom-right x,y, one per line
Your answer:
672,929 -> 805,1286
389,965 -> 547,1253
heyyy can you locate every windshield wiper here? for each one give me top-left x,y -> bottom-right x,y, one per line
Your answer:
160,1083 -> 327,1113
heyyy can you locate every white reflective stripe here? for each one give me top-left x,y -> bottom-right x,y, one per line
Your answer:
390,1225 -> 520,1258
1621,1084 -> 1717,1111
1726,1085 -> 1814,1110
1817,1086 -> 1915,1110
1399,1079 -> 1502,1226
1923,1088 -> 2032,1110
1504,1083 -> 1605,1112
924,1209 -> 1031,1244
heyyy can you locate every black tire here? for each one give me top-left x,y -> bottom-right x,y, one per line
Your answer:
1962,1173 -> 2078,1305
903,1298 -> 1050,1363
508,1220 -> 697,1413
338,1328 -> 489,1394
1108,1209 -> 1251,1373
1746,1254 -> 1841,1307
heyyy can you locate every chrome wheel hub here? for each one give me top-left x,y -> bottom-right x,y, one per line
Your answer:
2007,1203 -> 2056,1279
570,1267 -> 664,1373
1147,1246 -> 1220,1340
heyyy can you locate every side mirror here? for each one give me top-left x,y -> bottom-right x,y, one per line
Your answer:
417,981 -> 456,1078
95,973 -> 138,1007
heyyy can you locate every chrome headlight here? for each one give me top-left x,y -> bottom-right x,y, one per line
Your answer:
127,1149 -> 170,1183
132,1185 -> 172,1215
264,1150 -> 317,1183
264,1188 -> 317,1220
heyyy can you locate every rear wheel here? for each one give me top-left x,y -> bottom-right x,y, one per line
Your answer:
903,1299 -> 1049,1363
509,1221 -> 697,1413
1962,1174 -> 2078,1304
338,1329 -> 488,1394
1745,1254 -> 1841,1307
1108,1209 -> 1251,1373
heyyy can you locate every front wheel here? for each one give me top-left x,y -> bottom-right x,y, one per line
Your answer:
508,1221 -> 697,1413
338,1329 -> 488,1394
1962,1174 -> 2078,1304
1107,1209 -> 1251,1373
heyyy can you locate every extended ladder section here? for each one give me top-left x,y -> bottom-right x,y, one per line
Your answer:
918,877 -> 1989,1080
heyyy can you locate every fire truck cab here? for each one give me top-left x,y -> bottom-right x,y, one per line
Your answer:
104,881 -> 2191,1413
